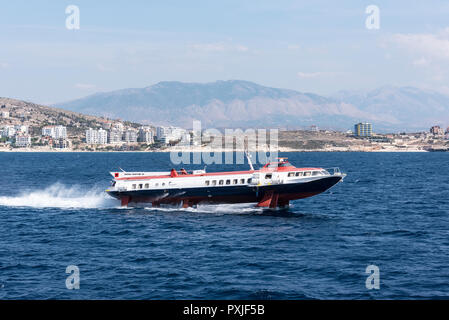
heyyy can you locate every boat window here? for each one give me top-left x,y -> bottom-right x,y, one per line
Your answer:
312,171 -> 321,176
296,172 -> 303,176
145,183 -> 149,188
155,183 -> 159,186
233,179 -> 238,184
226,179 -> 231,185
212,180 -> 217,186
132,184 -> 136,189
265,174 -> 272,179
240,179 -> 245,184
162,183 -> 165,186
205,180 -> 210,186
247,178 -> 252,184
278,162 -> 291,167
321,170 -> 329,175
219,180 -> 224,185
288,172 -> 295,177
304,171 -> 311,176
139,184 -> 143,189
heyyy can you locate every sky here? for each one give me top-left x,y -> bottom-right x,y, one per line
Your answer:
1,0 -> 449,104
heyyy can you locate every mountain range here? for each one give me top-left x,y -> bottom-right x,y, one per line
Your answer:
55,80 -> 449,132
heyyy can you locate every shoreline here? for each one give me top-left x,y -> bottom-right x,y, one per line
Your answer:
0,147 -> 430,153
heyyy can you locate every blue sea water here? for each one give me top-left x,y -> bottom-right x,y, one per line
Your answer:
0,152 -> 448,299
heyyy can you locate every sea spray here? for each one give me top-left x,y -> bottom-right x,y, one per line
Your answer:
0,183 -> 118,209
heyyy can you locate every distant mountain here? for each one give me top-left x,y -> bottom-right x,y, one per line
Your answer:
332,86 -> 449,131
55,80 -> 449,131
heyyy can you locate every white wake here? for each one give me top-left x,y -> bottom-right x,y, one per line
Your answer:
0,183 -> 118,209
144,203 -> 265,215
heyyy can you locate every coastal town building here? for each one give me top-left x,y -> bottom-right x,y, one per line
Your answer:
113,122 -> 125,132
354,122 -> 373,137
430,125 -> 444,136
54,126 -> 67,139
41,126 -> 54,137
179,132 -> 191,146
156,126 -> 166,141
15,135 -> 31,147
97,129 -> 108,144
124,128 -> 138,143
85,128 -> 96,144
106,122 -> 125,144
108,129 -> 123,144
53,138 -> 70,149
102,121 -> 113,130
191,130 -> 201,146
86,128 -> 108,144
156,126 -> 186,144
14,125 -> 28,134
138,127 -> 154,143
42,125 -> 67,139
1,125 -> 16,138
1,111 -> 9,119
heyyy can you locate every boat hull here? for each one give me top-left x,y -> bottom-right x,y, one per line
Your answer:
107,175 -> 342,207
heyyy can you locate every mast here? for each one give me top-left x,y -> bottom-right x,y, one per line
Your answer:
245,150 -> 254,171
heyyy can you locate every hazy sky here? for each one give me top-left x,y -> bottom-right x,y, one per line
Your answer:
1,0 -> 449,104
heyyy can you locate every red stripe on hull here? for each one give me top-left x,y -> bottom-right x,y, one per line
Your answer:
115,168 -> 324,181
116,170 -> 254,181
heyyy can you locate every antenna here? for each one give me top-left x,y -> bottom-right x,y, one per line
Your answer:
245,150 -> 254,171
119,167 -> 126,172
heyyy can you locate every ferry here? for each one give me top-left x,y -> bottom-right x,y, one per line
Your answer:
106,156 -> 346,208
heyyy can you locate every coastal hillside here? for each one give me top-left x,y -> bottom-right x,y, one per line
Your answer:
55,80 -> 449,131
0,97 -> 132,136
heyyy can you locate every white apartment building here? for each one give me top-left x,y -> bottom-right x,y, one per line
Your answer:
86,128 -> 108,145
108,129 -> 123,144
14,125 -> 28,135
97,128 -> 108,144
124,129 -> 138,143
156,126 -> 186,144
54,126 -> 67,139
138,127 -> 154,143
42,125 -> 67,139
42,126 -> 54,137
113,122 -> 125,132
15,135 -> 31,147
1,111 -> 9,119
156,126 -> 167,141
2,125 -> 16,138
85,128 -> 97,144
180,132 -> 191,146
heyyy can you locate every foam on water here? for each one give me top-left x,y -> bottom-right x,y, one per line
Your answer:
144,202 -> 265,215
0,183 -> 119,209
